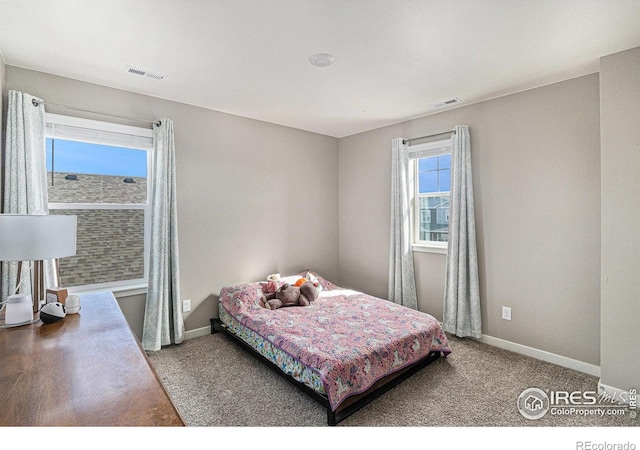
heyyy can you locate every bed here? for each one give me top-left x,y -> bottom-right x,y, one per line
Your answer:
211,272 -> 451,425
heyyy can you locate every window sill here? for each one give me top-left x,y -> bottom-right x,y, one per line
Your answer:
68,283 -> 148,298
412,244 -> 448,255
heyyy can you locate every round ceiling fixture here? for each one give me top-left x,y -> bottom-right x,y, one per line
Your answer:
309,53 -> 335,68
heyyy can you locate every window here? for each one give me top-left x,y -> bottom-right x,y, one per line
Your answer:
410,139 -> 452,253
45,114 -> 153,292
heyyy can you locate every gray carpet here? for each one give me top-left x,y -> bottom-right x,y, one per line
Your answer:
147,332 -> 638,428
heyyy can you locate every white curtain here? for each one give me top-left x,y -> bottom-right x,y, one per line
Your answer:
1,90 -> 54,302
443,125 -> 482,338
142,118 -> 184,351
388,137 -> 418,309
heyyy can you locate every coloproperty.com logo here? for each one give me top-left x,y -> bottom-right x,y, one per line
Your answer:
517,387 -> 637,420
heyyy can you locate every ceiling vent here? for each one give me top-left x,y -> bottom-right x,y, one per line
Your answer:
429,97 -> 462,108
124,65 -> 165,80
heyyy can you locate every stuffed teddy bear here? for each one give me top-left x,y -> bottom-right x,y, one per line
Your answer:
263,281 -> 319,310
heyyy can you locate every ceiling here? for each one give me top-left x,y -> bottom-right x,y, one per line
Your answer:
1,1 -> 640,138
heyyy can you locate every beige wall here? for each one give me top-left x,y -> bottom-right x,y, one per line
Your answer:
4,51 -> 636,386
4,66 -> 339,337
339,74 -> 602,365
599,47 -> 640,392
0,55 -> 5,204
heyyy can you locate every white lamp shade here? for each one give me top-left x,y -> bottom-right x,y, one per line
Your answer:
0,214 -> 77,261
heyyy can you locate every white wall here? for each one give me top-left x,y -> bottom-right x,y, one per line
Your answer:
599,46 -> 640,392
339,74 -> 602,366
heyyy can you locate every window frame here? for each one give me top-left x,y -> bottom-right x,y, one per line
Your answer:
45,113 -> 153,295
409,139 -> 452,255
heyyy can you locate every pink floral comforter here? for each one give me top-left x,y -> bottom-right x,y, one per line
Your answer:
218,276 -> 451,411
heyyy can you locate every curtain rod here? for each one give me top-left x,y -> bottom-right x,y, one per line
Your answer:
31,99 -> 161,127
403,129 -> 455,146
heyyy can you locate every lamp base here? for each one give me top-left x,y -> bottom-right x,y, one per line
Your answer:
5,294 -> 34,325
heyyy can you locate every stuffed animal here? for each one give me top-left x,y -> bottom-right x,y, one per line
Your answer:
292,271 -> 324,293
263,281 -> 319,310
258,278 -> 282,308
267,273 -> 280,282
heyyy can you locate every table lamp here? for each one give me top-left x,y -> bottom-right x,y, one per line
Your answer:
0,214 -> 77,326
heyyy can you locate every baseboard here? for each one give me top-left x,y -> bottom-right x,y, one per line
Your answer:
597,380 -> 632,404
184,326 -> 210,341
186,326 -> 619,397
479,334 -> 601,377
184,327 -> 602,376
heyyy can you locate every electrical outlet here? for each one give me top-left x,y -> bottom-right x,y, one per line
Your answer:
182,299 -> 191,313
502,306 -> 511,321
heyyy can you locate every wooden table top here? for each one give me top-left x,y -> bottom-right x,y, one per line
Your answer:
0,292 -> 185,426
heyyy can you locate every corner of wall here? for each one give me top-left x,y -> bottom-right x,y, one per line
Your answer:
599,45 -> 640,393
0,58 -> 5,300
1,57 -> 6,210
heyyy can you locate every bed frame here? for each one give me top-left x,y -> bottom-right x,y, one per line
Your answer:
210,317 -> 446,426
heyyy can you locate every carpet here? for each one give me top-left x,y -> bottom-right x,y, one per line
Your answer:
147,332 -> 638,428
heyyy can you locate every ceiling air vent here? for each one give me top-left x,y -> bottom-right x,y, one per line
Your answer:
124,65 -> 165,80
429,97 -> 462,108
